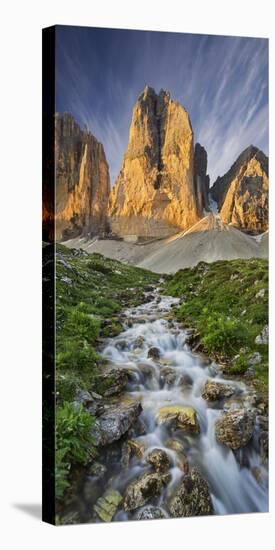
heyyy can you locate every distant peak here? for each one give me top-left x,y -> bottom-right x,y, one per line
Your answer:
139,85 -> 171,102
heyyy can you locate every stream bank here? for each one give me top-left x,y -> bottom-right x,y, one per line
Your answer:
58,288 -> 268,524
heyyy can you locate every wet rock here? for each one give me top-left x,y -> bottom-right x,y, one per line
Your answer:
124,472 -> 168,512
115,339 -> 128,351
251,466 -> 263,484
166,438 -> 185,453
202,380 -> 235,402
138,363 -> 155,378
157,405 -> 200,433
160,367 -> 176,386
94,489 -> 122,522
128,439 -> 146,458
133,336 -> 145,349
86,462 -> 107,479
178,373 -> 193,388
93,400 -> 142,446
168,468 -> 213,517
148,347 -> 161,360
121,441 -> 132,469
255,325 -> 268,345
143,293 -> 155,303
248,352 -> 262,366
215,409 -> 255,450
257,415 -> 268,464
94,369 -> 128,397
76,390 -> 103,416
128,416 -> 147,438
244,367 -> 256,379
176,453 -> 189,474
159,358 -> 173,366
136,506 -> 167,520
146,448 -> 171,472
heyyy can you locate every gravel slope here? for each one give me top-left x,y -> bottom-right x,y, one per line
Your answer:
62,214 -> 268,274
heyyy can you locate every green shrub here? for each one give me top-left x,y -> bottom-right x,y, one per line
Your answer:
231,354 -> 248,375
201,315 -> 249,356
55,402 -> 96,498
65,307 -> 100,342
57,340 -> 99,372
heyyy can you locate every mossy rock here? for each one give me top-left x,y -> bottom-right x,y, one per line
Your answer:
94,489 -> 122,522
156,405 -> 200,433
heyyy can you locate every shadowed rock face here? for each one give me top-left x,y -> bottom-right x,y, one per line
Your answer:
210,146 -> 268,233
194,143 -> 210,212
50,113 -> 110,240
108,86 -> 201,238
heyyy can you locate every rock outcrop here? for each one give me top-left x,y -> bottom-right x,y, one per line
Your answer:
202,380 -> 235,402
92,400 -> 142,446
215,409 -> 255,450
108,86 -> 201,239
124,471 -> 170,511
168,467 -> 213,517
210,146 -> 268,233
194,143 -> 210,211
156,405 -> 200,433
52,113 -> 110,240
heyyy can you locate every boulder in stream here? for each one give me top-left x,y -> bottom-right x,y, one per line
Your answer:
146,448 -> 171,472
124,472 -> 169,512
157,405 -> 200,433
93,400 -> 142,446
94,489 -> 123,522
160,367 -> 177,386
168,467 -> 213,517
94,368 -> 129,397
215,408 -> 255,450
202,379 -> 235,402
147,347 -> 161,360
135,506 -> 168,520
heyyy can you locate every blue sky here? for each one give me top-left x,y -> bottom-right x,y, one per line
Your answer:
56,26 -> 268,185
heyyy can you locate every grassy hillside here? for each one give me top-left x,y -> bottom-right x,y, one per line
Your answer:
55,244 -> 159,496
164,258 -> 268,392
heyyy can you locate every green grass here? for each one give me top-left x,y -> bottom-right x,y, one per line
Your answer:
55,244 -> 159,497
164,258 -> 268,392
55,402 -> 96,498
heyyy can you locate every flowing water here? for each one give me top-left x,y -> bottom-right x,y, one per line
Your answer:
77,291 -> 268,520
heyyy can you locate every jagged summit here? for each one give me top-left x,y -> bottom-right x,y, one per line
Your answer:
108,87 -> 200,239
210,145 -> 268,233
50,113 -> 110,240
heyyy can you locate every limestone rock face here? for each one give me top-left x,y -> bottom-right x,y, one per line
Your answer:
52,113 -> 110,240
108,86 -> 200,238
215,409 -> 255,450
211,146 -> 268,233
168,467 -> 213,517
194,143 -> 210,211
156,405 -> 200,433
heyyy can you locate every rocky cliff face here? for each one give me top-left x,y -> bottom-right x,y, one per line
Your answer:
194,143 -> 210,212
211,146 -> 268,233
108,86 -> 201,238
52,113 -> 110,240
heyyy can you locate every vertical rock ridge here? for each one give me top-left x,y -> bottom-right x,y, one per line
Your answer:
52,113 -> 110,240
210,146 -> 268,233
108,86 -> 201,239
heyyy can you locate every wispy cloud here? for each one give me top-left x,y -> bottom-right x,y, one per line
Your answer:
56,27 -> 268,185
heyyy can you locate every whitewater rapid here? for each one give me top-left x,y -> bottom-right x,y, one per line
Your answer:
101,292 -> 268,517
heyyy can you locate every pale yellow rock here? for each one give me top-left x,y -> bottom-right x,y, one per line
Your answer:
46,113 -> 110,241
108,86 -> 201,238
156,405 -> 200,433
211,146 -> 268,233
